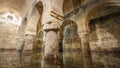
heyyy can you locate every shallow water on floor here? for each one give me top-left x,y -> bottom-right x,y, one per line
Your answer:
0,50 -> 120,68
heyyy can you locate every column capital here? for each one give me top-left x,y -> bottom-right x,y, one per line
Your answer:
43,21 -> 61,32
78,31 -> 90,38
78,31 -> 91,55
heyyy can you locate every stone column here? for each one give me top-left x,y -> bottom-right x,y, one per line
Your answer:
78,31 -> 93,68
43,22 -> 60,62
78,31 -> 91,55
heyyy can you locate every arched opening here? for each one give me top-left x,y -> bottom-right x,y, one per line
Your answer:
33,1 -> 43,51
61,20 -> 80,51
61,20 -> 82,68
87,3 -> 120,52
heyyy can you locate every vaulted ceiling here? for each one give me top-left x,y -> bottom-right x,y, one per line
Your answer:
63,0 -> 82,15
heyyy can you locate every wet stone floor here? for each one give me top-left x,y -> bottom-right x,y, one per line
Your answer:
0,50 -> 120,68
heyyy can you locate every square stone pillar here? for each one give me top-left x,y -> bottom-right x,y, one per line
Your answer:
23,34 -> 35,51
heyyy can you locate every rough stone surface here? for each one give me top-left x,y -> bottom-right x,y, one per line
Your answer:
44,31 -> 59,57
89,12 -> 120,52
0,22 -> 24,50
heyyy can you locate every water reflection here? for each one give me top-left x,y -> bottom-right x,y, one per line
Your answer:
0,51 -> 21,68
33,50 -> 64,68
83,53 -> 93,68
0,50 -> 120,68
92,52 -> 120,68
41,60 -> 63,68
63,51 -> 84,68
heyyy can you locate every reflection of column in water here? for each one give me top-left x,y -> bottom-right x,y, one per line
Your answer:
82,53 -> 93,68
21,51 -> 33,68
63,51 -> 73,68
32,52 -> 42,68
18,51 -> 22,68
41,59 -> 62,68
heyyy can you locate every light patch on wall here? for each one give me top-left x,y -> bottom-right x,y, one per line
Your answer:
0,12 -> 22,26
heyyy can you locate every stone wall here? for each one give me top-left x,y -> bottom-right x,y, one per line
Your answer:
89,12 -> 120,52
0,22 -> 24,50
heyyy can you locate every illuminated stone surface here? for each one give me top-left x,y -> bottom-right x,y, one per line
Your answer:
0,0 -> 120,67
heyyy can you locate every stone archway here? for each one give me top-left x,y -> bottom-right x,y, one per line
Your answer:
87,5 -> 120,52
79,0 -> 120,51
33,1 -> 44,51
71,0 -> 120,55
61,20 -> 80,51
